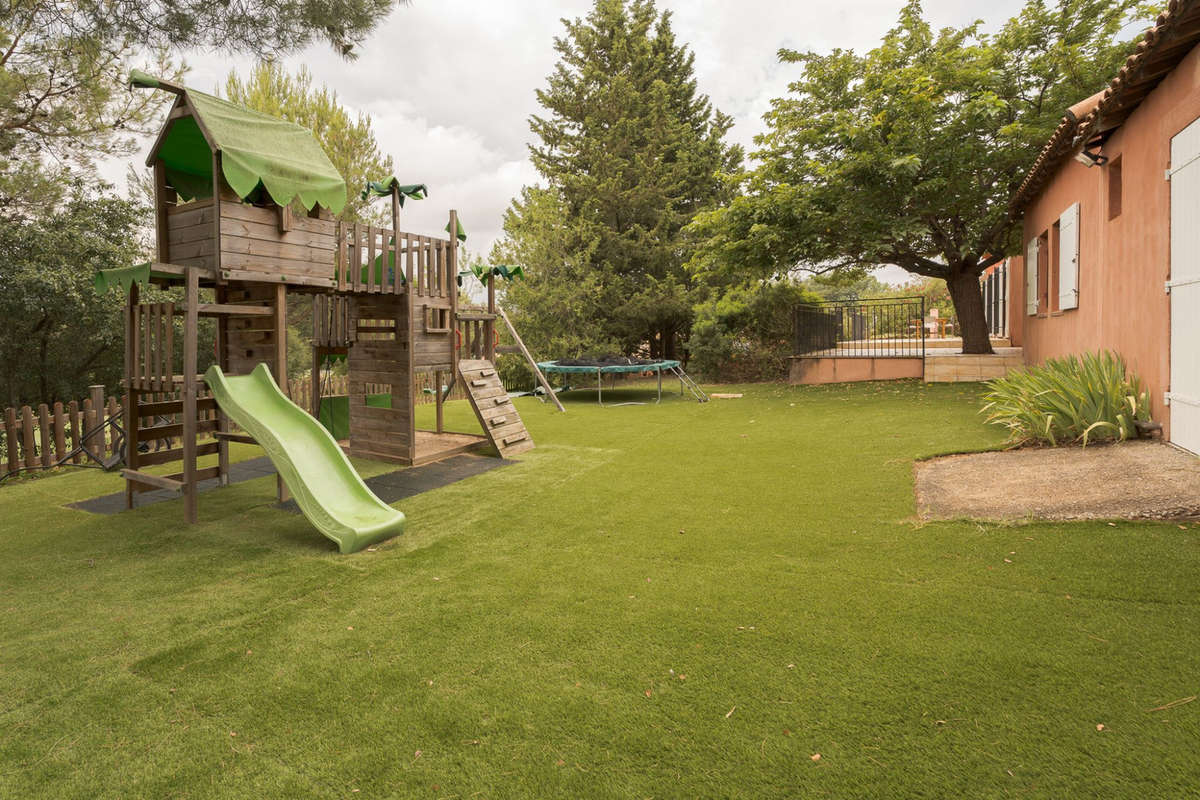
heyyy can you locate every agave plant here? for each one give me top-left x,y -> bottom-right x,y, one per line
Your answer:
981,351 -> 1152,447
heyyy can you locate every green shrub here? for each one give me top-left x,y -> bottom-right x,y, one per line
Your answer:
495,354 -> 536,393
687,281 -> 823,382
981,350 -> 1151,446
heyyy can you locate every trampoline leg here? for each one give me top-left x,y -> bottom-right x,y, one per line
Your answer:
657,368 -> 662,404
597,368 -> 603,407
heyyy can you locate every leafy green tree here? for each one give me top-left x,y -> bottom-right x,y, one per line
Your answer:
94,0 -> 406,57
687,0 -> 1152,353
493,187 -> 618,359
495,0 -> 742,359
0,3 -> 179,216
224,62 -> 395,224
0,181 -> 145,405
800,272 -> 891,302
1,0 -> 406,214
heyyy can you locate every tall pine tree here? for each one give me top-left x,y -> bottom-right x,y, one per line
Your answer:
494,0 -> 741,359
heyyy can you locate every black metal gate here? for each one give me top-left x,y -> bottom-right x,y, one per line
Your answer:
792,297 -> 926,358
982,262 -> 1008,338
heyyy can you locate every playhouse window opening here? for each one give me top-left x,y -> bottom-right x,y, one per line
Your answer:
357,318 -> 396,342
424,306 -> 450,332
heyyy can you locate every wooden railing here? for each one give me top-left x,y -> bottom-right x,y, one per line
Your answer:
333,223 -> 455,297
313,294 -> 353,348
130,301 -> 177,391
456,309 -> 497,361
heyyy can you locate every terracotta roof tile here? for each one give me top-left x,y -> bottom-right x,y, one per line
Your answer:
1011,0 -> 1200,212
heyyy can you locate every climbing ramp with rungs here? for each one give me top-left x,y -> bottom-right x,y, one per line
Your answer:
458,359 -> 534,458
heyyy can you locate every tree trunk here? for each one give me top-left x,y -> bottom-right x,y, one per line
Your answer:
946,267 -> 993,355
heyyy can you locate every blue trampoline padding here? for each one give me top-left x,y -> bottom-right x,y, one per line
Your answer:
537,359 -> 680,374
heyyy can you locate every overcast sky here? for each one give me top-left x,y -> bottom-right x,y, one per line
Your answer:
104,0 -> 1028,280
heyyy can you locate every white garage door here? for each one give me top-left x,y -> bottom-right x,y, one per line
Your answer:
1170,119 -> 1200,454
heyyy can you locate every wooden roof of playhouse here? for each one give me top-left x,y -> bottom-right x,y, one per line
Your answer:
1012,0 -> 1200,210
130,70 -> 348,215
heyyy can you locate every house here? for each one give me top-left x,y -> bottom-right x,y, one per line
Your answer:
1008,0 -> 1200,454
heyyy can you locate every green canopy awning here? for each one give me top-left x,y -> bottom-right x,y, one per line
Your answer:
94,263 -> 152,294
361,177 -> 428,205
445,217 -> 467,242
133,70 -> 347,214
92,262 -> 194,294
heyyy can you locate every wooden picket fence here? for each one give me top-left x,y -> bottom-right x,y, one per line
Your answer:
2,387 -> 123,476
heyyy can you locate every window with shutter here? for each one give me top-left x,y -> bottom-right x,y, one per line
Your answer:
1025,236 -> 1039,315
1058,203 -> 1079,310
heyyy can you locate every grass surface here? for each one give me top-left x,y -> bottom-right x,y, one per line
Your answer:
2,380 -> 1198,798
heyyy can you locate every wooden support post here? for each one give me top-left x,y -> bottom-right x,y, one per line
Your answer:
367,224 -> 376,293
486,273 -> 496,362
182,267 -> 199,524
312,347 -> 322,419
352,222 -> 362,293
142,302 -> 151,389
274,282 -> 290,502
435,369 -> 444,434
124,284 -> 139,508
336,221 -> 346,291
449,210 -> 460,375
391,189 -> 402,294
405,245 -> 418,466
20,406 -> 35,470
214,284 -> 230,486
53,403 -> 66,463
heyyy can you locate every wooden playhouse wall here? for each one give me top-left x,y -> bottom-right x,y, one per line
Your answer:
165,187 -> 338,288
348,294 -> 414,464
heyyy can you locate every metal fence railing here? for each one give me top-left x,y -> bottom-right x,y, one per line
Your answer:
982,262 -> 1008,338
792,297 -> 926,359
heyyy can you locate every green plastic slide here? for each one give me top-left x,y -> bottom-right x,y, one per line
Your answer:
203,364 -> 405,553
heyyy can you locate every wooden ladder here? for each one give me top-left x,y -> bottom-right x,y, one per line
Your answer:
458,358 -> 534,458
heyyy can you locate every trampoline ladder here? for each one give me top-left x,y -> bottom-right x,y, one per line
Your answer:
668,365 -> 709,403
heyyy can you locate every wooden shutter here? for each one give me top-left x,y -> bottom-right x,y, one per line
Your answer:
1058,203 -> 1080,310
1025,236 -> 1039,315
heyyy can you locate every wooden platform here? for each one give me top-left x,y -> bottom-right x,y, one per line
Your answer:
336,430 -> 489,466
412,430 -> 490,466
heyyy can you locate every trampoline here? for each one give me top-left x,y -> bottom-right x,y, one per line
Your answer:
536,358 -> 707,406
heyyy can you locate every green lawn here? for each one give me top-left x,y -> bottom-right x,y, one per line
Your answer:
2,380 -> 1198,798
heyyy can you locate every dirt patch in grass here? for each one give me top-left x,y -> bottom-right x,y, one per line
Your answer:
916,440 -> 1200,521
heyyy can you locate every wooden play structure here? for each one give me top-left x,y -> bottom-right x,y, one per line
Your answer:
105,73 -> 534,525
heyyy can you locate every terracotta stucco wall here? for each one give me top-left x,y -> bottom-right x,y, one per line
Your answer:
1010,45 -> 1200,435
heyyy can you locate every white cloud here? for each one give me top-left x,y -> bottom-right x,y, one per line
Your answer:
100,0 -> 1028,258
